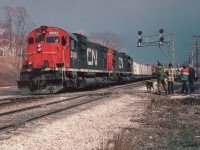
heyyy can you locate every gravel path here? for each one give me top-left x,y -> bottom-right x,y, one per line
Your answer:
0,86 -> 152,150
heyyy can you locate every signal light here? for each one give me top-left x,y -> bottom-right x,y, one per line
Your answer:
137,37 -> 143,47
159,36 -> 164,45
159,29 -> 164,44
138,31 -> 142,35
137,30 -> 143,47
159,36 -> 164,42
138,38 -> 143,43
159,29 -> 164,34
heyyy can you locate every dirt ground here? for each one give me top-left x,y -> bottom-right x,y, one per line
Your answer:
0,83 -> 199,150
103,81 -> 200,150
110,94 -> 200,150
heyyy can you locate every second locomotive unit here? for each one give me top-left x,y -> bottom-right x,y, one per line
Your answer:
18,26 -> 154,94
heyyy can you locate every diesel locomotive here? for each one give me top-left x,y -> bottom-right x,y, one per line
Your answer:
17,26 -> 155,94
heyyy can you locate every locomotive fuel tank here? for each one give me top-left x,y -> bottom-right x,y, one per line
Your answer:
78,77 -> 105,89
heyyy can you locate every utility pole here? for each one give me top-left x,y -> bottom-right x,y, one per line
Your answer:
190,50 -> 194,66
195,39 -> 198,77
136,29 -> 175,66
192,35 -> 200,78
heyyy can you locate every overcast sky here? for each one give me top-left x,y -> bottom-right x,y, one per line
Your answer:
1,0 -> 200,65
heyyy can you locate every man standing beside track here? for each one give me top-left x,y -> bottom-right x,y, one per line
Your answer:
180,65 -> 189,94
188,64 -> 195,93
166,63 -> 176,94
156,61 -> 167,95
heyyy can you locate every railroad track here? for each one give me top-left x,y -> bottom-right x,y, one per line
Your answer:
0,92 -> 111,132
0,95 -> 53,107
0,80 -> 152,133
102,79 -> 155,92
0,79 -> 153,107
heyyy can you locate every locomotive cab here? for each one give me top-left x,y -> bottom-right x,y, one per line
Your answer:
18,26 -> 76,94
23,26 -> 72,69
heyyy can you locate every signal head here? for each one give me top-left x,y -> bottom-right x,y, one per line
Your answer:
138,31 -> 142,35
159,36 -> 164,42
159,29 -> 164,34
138,38 -> 143,43
137,37 -> 143,47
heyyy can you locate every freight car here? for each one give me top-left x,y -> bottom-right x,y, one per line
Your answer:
17,26 -> 155,94
132,62 -> 156,80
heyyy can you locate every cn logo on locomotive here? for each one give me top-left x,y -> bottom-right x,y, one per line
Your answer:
87,48 -> 97,66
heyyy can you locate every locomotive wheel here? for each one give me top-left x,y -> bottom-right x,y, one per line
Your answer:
37,80 -> 48,93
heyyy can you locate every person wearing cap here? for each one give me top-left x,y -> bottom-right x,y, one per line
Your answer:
166,63 -> 176,94
156,61 -> 167,95
188,64 -> 195,93
180,65 -> 189,94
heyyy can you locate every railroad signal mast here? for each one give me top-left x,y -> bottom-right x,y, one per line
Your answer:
136,29 -> 175,66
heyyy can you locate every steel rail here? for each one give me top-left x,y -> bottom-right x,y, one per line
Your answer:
0,94 -> 89,117
0,95 -> 53,107
0,93 -> 111,132
106,79 -> 155,91
0,80 -> 152,132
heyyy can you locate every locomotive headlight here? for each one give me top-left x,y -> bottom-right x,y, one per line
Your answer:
28,61 -> 32,68
38,48 -> 41,52
37,44 -> 41,48
37,44 -> 42,52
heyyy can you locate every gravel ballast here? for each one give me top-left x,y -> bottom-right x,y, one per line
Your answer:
0,87 -> 151,150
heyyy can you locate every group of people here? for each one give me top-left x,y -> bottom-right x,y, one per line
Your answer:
156,61 -> 196,95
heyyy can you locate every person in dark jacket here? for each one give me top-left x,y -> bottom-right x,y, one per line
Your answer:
188,64 -> 195,93
156,61 -> 167,95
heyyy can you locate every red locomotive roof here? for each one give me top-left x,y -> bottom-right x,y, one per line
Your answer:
27,26 -> 78,41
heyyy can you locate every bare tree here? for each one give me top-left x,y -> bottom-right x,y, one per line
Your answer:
0,21 -> 10,56
14,6 -> 35,56
89,32 -> 125,52
2,6 -> 35,57
4,6 -> 14,56
0,6 -> 35,82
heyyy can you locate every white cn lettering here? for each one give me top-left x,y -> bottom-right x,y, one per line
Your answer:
87,48 -> 97,66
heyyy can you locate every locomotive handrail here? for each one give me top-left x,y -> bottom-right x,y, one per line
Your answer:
42,52 -> 56,54
25,52 -> 35,55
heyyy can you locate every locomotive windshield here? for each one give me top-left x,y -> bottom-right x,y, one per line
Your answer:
46,36 -> 60,43
36,36 -> 44,43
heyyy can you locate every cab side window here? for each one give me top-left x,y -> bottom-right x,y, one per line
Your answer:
28,37 -> 34,45
71,39 -> 75,50
70,38 -> 77,50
